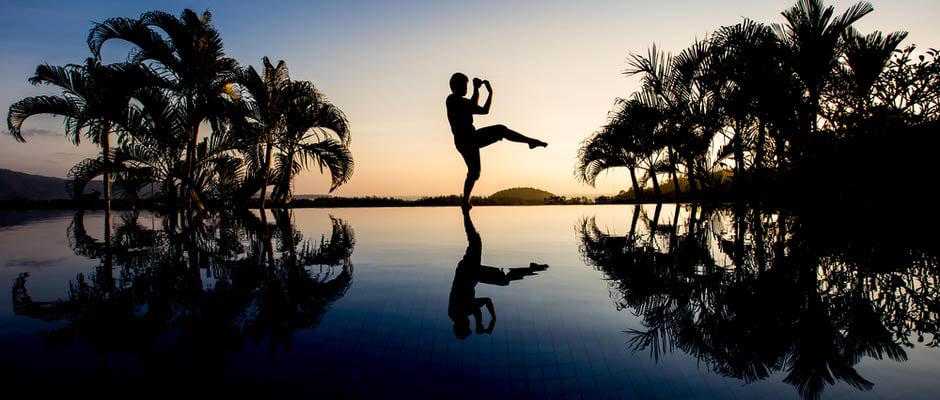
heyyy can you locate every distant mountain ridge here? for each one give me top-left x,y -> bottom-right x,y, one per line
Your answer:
488,187 -> 556,202
0,168 -> 103,200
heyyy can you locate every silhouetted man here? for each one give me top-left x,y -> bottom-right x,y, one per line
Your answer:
446,72 -> 548,209
448,208 -> 549,339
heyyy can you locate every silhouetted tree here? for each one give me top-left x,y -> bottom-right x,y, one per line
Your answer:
89,9 -> 238,208
232,57 -> 352,208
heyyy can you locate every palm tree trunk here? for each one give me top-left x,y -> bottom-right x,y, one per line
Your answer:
259,132 -> 274,210
284,148 -> 296,204
183,94 -> 201,210
629,168 -> 642,203
668,147 -> 681,198
184,123 -> 198,209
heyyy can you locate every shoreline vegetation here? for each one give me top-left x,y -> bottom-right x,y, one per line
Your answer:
0,184 -> 759,210
0,187 -> 597,210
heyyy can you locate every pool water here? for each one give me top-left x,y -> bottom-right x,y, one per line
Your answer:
0,205 -> 936,399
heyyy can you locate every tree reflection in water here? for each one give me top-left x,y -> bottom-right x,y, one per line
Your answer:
12,209 -> 354,383
577,204 -> 939,400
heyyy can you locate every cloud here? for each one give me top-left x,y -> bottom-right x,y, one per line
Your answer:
2,128 -> 60,137
20,128 -> 60,137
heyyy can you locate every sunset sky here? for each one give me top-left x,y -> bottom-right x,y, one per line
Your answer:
2,0 -> 938,197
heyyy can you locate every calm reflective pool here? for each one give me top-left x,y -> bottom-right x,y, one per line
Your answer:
0,205 -> 937,399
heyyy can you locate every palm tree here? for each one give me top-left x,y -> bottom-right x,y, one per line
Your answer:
839,27 -> 908,122
709,19 -> 799,184
7,58 -> 155,221
233,58 -> 352,208
625,45 -> 684,198
670,40 -> 724,198
232,57 -> 290,209
625,42 -> 722,200
272,80 -> 352,203
576,98 -> 661,201
114,86 -> 188,203
88,9 -> 238,208
773,0 -> 874,159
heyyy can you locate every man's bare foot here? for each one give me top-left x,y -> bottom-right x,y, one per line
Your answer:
529,262 -> 549,271
529,140 -> 548,149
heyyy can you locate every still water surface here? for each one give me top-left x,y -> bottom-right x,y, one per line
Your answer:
0,205 -> 936,399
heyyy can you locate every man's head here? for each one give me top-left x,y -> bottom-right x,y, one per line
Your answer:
449,72 -> 468,96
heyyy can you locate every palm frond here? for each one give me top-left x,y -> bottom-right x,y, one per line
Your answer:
828,2 -> 874,37
30,63 -> 87,95
297,138 -> 354,192
66,157 -> 108,199
89,15 -> 175,69
7,95 -> 84,143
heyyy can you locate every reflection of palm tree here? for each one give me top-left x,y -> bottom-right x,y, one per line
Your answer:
577,204 -> 935,400
13,209 -> 356,371
448,208 -> 548,339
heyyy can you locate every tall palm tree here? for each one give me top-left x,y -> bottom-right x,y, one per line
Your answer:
625,45 -> 684,198
625,42 -> 721,199
88,9 -> 238,208
272,80 -> 352,203
773,0 -> 874,159
709,19 -> 799,182
232,57 -> 290,209
233,58 -> 352,208
7,58 -> 155,219
840,27 -> 908,121
670,39 -> 724,198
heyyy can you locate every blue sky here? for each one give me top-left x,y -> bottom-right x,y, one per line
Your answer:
2,0 -> 938,197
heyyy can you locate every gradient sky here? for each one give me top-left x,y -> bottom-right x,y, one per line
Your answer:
2,0 -> 938,197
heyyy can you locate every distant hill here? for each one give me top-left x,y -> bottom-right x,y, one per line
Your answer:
0,168 -> 102,200
488,187 -> 556,202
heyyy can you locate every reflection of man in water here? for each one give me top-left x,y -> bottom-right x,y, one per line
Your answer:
448,208 -> 549,339
446,72 -> 548,210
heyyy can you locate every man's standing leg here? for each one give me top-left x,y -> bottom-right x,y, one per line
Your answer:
460,147 -> 481,209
